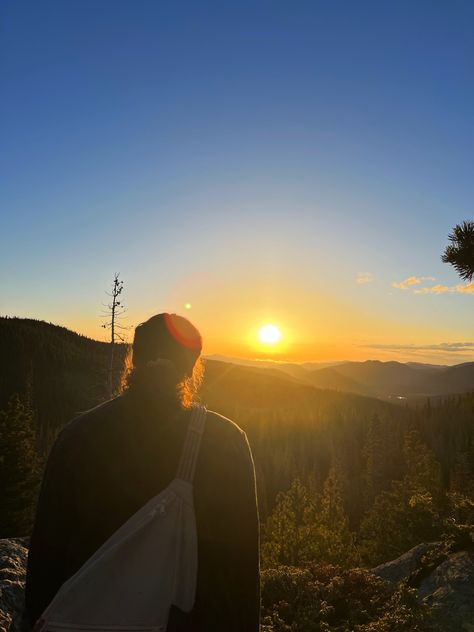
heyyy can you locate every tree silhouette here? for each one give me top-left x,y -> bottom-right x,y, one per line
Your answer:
101,273 -> 128,398
442,220 -> 474,281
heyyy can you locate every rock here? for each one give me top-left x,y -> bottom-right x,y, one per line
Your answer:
0,539 -> 28,632
418,548 -> 474,631
371,542 -> 438,583
371,542 -> 474,631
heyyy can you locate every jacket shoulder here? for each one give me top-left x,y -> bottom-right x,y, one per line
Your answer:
201,408 -> 252,464
55,396 -> 125,449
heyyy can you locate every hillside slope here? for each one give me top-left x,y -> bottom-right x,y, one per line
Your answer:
202,358 -> 392,420
310,359 -> 474,398
0,317 -> 127,441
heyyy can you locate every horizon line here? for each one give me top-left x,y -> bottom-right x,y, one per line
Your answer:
3,314 -> 474,368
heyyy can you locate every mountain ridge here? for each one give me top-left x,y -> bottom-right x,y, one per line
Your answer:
2,318 -> 474,409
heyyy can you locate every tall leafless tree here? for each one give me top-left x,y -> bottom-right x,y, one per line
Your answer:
101,273 -> 128,398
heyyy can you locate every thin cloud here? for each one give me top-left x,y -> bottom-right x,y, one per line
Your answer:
356,273 -> 374,285
414,282 -> 474,295
364,342 -> 474,353
392,276 -> 435,290
455,282 -> 474,294
392,275 -> 474,294
414,284 -> 450,294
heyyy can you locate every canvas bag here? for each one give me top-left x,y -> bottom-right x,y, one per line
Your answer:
35,405 -> 207,632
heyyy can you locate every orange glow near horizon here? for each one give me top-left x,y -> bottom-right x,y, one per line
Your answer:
58,267 -> 474,366
58,315 -> 474,366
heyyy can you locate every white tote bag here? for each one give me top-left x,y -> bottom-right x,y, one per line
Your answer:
35,405 -> 207,632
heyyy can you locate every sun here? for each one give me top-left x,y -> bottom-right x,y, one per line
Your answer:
258,324 -> 282,345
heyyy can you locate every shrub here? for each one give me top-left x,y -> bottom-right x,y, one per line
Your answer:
261,564 -> 436,632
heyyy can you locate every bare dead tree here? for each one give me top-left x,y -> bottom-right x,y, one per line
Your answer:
101,273 -> 128,398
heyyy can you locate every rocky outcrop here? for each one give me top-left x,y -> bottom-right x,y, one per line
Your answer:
371,542 -> 438,583
372,542 -> 474,631
0,539 -> 27,632
418,548 -> 474,631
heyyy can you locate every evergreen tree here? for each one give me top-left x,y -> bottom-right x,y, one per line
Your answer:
448,450 -> 474,529
359,431 -> 443,566
450,450 -> 474,499
262,472 -> 358,568
441,220 -> 474,281
316,466 -> 358,566
363,414 -> 387,507
403,430 -> 442,499
261,478 -> 319,567
0,395 -> 42,537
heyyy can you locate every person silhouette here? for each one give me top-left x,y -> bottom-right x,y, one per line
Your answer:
25,313 -> 260,631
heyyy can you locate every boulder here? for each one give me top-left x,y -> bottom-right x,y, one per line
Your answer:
418,548 -> 474,632
372,542 -> 474,631
371,542 -> 438,583
0,539 -> 27,632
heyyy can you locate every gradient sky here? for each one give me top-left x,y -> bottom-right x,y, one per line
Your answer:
2,1 -> 474,363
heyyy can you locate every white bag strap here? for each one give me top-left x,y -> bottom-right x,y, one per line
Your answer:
176,405 -> 207,483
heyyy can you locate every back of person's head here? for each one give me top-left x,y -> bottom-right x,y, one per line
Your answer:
124,313 -> 203,408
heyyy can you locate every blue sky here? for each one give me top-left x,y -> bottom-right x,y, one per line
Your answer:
1,1 -> 474,362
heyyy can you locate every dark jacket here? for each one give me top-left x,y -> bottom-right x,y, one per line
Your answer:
25,393 -> 260,631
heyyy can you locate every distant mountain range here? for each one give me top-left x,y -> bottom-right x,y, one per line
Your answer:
205,354 -> 474,400
1,318 -> 473,440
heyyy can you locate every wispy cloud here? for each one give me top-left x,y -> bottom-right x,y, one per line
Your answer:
454,282 -> 474,294
358,341 -> 474,363
356,273 -> 374,285
392,276 -> 435,290
414,282 -> 474,295
364,342 -> 474,353
414,284 -> 450,294
392,275 -> 474,294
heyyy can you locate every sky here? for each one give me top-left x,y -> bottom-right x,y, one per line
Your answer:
1,0 -> 474,364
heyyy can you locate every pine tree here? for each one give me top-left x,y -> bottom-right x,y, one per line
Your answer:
362,415 -> 404,512
363,414 -> 387,507
450,450 -> 474,498
448,450 -> 474,528
261,478 -> 319,567
359,431 -> 443,566
261,472 -> 358,569
316,466 -> 358,566
403,430 -> 442,498
0,395 -> 42,537
442,220 -> 474,282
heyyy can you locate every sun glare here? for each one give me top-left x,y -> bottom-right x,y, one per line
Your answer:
258,324 -> 282,345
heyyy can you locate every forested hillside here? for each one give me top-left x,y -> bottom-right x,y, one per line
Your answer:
0,317 -> 127,447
